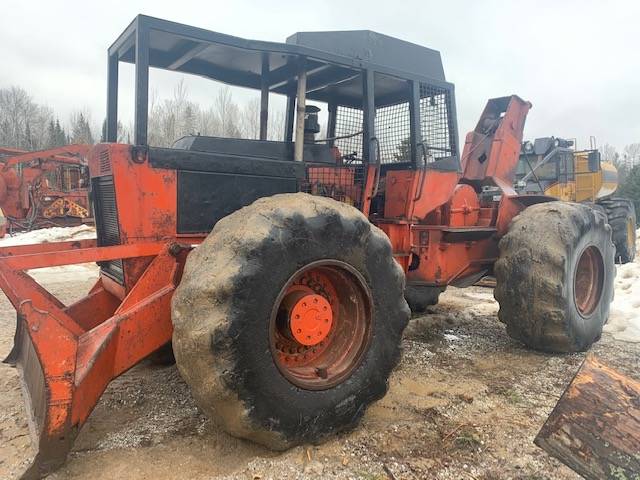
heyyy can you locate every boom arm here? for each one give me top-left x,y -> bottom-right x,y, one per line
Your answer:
461,96 -> 531,194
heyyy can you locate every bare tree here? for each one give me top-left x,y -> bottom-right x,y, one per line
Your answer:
240,98 -> 261,140
268,108 -> 286,141
214,87 -> 242,138
196,106 -> 220,137
623,143 -> 640,168
600,143 -> 619,164
143,82 -> 285,145
0,86 -> 52,149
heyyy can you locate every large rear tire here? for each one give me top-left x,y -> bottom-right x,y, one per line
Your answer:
597,197 -> 636,263
494,202 -> 615,353
171,193 -> 409,449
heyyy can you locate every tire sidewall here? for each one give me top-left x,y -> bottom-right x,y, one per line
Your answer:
216,208 -> 407,443
563,211 -> 615,350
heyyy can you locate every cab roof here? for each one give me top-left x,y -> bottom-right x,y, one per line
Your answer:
109,15 -> 451,108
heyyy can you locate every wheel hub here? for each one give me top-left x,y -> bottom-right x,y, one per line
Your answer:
269,261 -> 372,390
289,294 -> 333,346
574,246 -> 604,316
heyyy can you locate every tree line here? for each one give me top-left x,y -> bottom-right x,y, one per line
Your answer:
600,143 -> 640,220
1,83 -> 638,223
0,82 -> 285,151
0,86 -> 95,149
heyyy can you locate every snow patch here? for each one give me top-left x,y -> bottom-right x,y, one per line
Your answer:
0,224 -> 96,246
604,228 -> 640,343
0,225 -> 98,283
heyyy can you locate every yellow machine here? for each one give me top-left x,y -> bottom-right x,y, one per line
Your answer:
544,151 -> 618,202
517,137 -> 636,263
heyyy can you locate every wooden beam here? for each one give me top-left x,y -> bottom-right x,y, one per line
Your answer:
535,355 -> 640,480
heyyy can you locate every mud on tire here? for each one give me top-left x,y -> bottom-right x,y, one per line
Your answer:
597,197 -> 636,264
494,202 -> 615,353
171,192 -> 409,449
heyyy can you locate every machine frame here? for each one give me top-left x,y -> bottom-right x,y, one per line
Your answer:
1,15 -> 549,479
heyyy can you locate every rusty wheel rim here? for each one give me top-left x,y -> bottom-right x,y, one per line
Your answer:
573,246 -> 604,317
269,260 -> 373,390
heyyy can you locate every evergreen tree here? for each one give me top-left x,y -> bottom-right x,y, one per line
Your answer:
54,119 -> 67,146
46,120 -> 56,148
70,112 -> 94,144
618,164 -> 640,225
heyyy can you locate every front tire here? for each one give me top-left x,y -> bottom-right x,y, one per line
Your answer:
494,202 -> 615,353
171,193 -> 409,449
597,197 -> 636,263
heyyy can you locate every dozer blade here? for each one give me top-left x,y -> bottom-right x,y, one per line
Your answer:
0,240 -> 186,479
535,354 -> 640,480
3,309 -> 79,480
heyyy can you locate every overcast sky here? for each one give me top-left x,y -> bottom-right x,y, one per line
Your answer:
1,0 -> 638,150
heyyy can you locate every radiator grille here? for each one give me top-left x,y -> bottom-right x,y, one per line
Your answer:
92,175 -> 123,283
98,149 -> 111,174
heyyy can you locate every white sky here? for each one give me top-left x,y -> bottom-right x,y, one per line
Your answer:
1,0 -> 638,150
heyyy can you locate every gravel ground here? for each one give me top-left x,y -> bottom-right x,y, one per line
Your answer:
0,270 -> 638,480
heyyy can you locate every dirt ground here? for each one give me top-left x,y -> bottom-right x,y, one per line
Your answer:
1,268 -> 638,480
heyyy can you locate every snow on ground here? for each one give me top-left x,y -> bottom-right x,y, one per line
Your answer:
604,228 -> 640,343
0,225 -> 98,284
0,224 -> 96,246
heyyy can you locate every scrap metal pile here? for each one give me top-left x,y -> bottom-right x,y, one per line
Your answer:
0,146 -> 91,237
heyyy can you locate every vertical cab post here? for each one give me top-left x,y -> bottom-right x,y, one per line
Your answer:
362,69 -> 376,165
106,54 -> 118,143
294,57 -> 307,162
259,53 -> 270,141
134,18 -> 150,146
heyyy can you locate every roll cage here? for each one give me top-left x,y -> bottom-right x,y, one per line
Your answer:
106,15 -> 459,172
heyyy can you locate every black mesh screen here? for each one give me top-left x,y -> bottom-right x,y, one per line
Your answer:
300,166 -> 366,209
334,106 -> 364,163
420,84 -> 457,162
375,102 -> 411,164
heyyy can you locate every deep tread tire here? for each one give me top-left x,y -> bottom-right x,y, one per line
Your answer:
597,197 -> 636,263
494,202 -> 615,353
171,192 -> 409,449
404,284 -> 445,313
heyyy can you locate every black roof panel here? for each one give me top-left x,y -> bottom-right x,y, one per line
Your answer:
286,30 -> 445,82
110,15 -> 452,108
